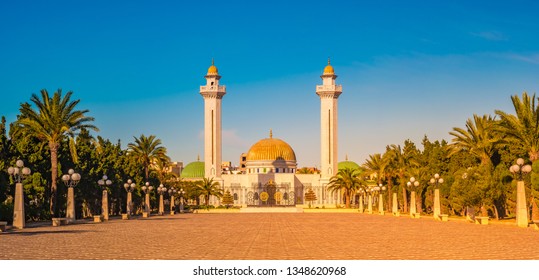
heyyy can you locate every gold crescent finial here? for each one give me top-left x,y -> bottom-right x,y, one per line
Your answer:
211,58 -> 214,65
328,57 -> 331,65
269,129 -> 273,138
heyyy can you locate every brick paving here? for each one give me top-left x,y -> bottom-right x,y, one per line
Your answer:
1,212 -> 539,260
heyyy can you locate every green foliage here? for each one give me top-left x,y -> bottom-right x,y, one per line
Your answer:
196,178 -> 223,206
327,167 -> 364,208
304,188 -> 317,208
221,190 -> 234,207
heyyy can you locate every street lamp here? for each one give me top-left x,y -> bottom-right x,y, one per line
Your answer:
141,182 -> 153,217
367,187 -> 374,214
123,179 -> 136,218
168,187 -> 177,215
510,158 -> 532,227
377,184 -> 387,215
407,177 -> 420,218
157,184 -> 167,215
62,169 -> 81,223
7,160 -> 31,229
430,173 -> 444,220
179,188 -> 185,213
356,189 -> 363,213
97,175 -> 112,221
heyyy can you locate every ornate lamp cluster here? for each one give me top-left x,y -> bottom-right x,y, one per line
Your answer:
97,175 -> 112,189
62,169 -> 81,188
430,173 -> 444,187
123,179 -> 136,193
141,182 -> 154,194
8,160 -> 32,182
407,177 -> 420,189
510,158 -> 532,180
157,184 -> 167,195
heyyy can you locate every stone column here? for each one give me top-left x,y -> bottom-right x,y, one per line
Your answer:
101,190 -> 109,221
13,183 -> 25,229
359,196 -> 364,213
66,187 -> 75,223
410,191 -> 417,217
145,193 -> 150,214
516,180 -> 528,227
159,194 -> 164,215
378,193 -> 384,214
367,194 -> 373,214
170,196 -> 175,214
127,192 -> 133,215
433,188 -> 441,220
392,193 -> 398,214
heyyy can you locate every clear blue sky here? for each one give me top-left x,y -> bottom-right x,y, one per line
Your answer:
1,0 -> 538,168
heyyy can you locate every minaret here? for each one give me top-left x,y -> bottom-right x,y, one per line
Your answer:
316,59 -> 342,179
200,59 -> 226,178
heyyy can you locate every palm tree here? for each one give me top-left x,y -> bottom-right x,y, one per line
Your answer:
12,89 -> 98,217
385,143 -> 419,213
326,167 -> 363,208
496,92 -> 539,219
449,114 -> 499,166
449,114 -> 499,217
197,177 -> 223,207
363,153 -> 389,209
127,134 -> 170,182
363,153 -> 386,185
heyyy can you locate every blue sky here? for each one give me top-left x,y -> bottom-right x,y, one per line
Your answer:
1,0 -> 539,168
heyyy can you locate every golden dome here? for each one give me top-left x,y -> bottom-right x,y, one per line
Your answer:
246,130 -> 296,162
207,58 -> 218,75
323,58 -> 334,74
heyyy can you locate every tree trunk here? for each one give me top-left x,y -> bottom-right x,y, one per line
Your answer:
345,192 -> 350,208
402,185 -> 408,213
49,141 -> 59,218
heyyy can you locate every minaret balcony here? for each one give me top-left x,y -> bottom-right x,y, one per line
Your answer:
200,85 -> 226,92
316,85 -> 342,93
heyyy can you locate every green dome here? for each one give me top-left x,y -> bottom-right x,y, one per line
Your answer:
338,160 -> 360,171
181,161 -> 205,178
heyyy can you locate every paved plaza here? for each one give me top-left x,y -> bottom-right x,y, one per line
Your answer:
1,212 -> 539,260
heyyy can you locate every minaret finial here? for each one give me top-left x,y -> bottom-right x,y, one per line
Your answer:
197,154 -> 200,161
345,154 -> 348,161
212,58 -> 214,65
328,57 -> 331,65
270,129 -> 273,138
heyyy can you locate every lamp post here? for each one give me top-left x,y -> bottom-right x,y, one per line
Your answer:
392,190 -> 399,216
7,160 -> 31,229
377,184 -> 387,215
179,188 -> 185,213
510,158 -> 532,228
357,189 -> 364,213
168,187 -> 177,215
97,175 -> 112,221
62,169 -> 81,223
367,187 -> 374,214
430,173 -> 444,220
157,184 -> 167,215
407,177 -> 420,218
123,179 -> 136,218
141,182 -> 153,217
